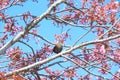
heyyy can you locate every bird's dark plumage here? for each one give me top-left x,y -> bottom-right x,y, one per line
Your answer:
53,41 -> 63,53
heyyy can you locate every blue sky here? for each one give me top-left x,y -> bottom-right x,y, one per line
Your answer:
0,0 -> 120,79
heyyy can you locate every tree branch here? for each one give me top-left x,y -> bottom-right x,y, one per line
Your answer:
0,0 -> 66,55
28,32 -> 55,45
18,40 -> 35,55
5,33 -> 120,77
61,55 -> 109,79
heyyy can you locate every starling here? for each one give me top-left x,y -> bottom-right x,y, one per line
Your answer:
53,41 -> 63,53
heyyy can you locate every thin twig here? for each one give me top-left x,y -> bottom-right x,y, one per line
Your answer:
61,55 -> 109,79
97,16 -> 120,39
72,27 -> 93,46
5,33 -> 120,77
18,40 -> 35,55
28,32 -> 55,45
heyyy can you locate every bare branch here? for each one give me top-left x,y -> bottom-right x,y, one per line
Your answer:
5,33 -> 120,77
98,16 -> 120,39
69,54 -> 119,79
0,0 -> 20,11
72,27 -> 93,46
61,55 -> 109,79
47,14 -> 89,28
0,0 -> 66,55
28,32 -> 55,45
47,14 -> 113,29
18,40 -> 35,55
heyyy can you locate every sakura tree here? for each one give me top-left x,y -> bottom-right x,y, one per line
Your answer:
0,0 -> 120,80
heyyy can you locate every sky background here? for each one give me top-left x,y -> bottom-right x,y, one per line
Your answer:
0,0 -> 119,79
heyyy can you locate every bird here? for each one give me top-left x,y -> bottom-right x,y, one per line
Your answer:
53,41 -> 63,53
